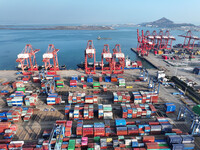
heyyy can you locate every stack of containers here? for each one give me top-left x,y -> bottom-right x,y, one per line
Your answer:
127,125 -> 139,135
65,121 -> 72,137
0,112 -> 7,121
22,75 -> 30,83
54,75 -> 61,80
0,122 -> 11,136
138,124 -> 151,136
76,120 -> 83,136
1,89 -> 10,96
103,104 -> 113,119
111,75 -> 118,82
118,79 -> 125,87
93,82 -> 100,89
94,122 -> 105,137
81,76 -> 85,82
65,104 -> 71,117
167,135 -> 195,150
104,76 -> 111,82
23,108 -> 33,121
113,91 -> 131,103
116,119 -> 127,136
157,117 -> 173,133
68,139 -> 76,150
83,124 -> 93,137
85,95 -> 98,104
70,80 -> 77,87
56,80 -> 64,88
98,104 -> 103,119
68,92 -> 85,104
71,75 -> 78,81
6,107 -> 22,122
32,75 -> 40,83
12,81 -> 24,89
121,104 -> 156,119
150,123 -> 162,135
99,75 -> 102,82
21,107 -> 28,116
165,103 -> 176,113
83,84 -> 87,89
24,93 -> 38,106
132,91 -> 158,104
7,91 -> 25,106
103,85 -> 107,92
84,104 -> 94,120
87,75 -> 93,83
47,93 -> 62,105
73,105 -> 80,120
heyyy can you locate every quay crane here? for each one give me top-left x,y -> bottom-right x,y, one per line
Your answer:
158,30 -> 176,50
179,30 -> 200,50
101,44 -> 112,74
145,30 -> 155,50
16,44 -> 40,73
85,40 -> 96,74
112,44 -> 125,74
137,29 -> 153,56
43,44 -> 59,74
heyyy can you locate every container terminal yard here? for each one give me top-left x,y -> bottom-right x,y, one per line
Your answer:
0,30 -> 200,150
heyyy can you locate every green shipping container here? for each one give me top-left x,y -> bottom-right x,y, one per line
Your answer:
17,87 -> 25,92
94,136 -> 100,143
192,105 -> 200,115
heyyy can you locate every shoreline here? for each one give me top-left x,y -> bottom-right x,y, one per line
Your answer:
131,48 -> 159,69
0,25 -> 114,30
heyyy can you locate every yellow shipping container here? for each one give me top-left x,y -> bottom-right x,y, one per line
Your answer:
158,50 -> 163,55
107,138 -> 112,143
126,86 -> 133,89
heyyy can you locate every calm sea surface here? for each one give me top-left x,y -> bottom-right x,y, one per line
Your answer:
0,27 -> 199,70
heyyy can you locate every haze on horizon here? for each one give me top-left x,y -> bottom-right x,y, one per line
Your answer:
0,0 -> 200,25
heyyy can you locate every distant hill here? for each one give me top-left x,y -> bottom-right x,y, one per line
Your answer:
139,17 -> 195,28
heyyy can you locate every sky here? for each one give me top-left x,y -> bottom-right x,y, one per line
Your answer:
0,0 -> 200,25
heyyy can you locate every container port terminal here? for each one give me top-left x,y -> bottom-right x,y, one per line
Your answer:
0,29 -> 200,149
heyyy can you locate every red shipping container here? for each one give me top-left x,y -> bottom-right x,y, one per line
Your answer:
0,144 -> 7,149
143,136 -> 155,143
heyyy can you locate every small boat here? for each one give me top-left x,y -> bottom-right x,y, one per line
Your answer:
97,36 -> 112,40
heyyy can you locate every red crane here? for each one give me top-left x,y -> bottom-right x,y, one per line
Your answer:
42,44 -> 59,73
137,29 -> 153,56
145,30 -> 155,50
152,30 -> 157,48
101,44 -> 112,74
155,30 -> 163,50
179,30 -> 200,50
16,44 -> 40,73
158,30 -> 176,50
85,40 -> 96,74
112,44 -> 125,74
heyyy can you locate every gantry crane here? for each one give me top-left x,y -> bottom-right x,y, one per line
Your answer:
145,30 -> 155,50
137,29 -> 153,56
179,30 -> 200,50
85,40 -> 96,74
43,44 -> 59,74
155,30 -> 163,50
16,44 -> 40,73
152,30 -> 157,49
112,44 -> 125,74
159,30 -> 176,50
101,44 -> 112,74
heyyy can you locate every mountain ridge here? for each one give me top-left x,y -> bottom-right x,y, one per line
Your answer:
139,17 -> 195,28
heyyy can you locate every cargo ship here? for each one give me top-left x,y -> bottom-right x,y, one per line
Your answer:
16,64 -> 66,71
77,56 -> 142,70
